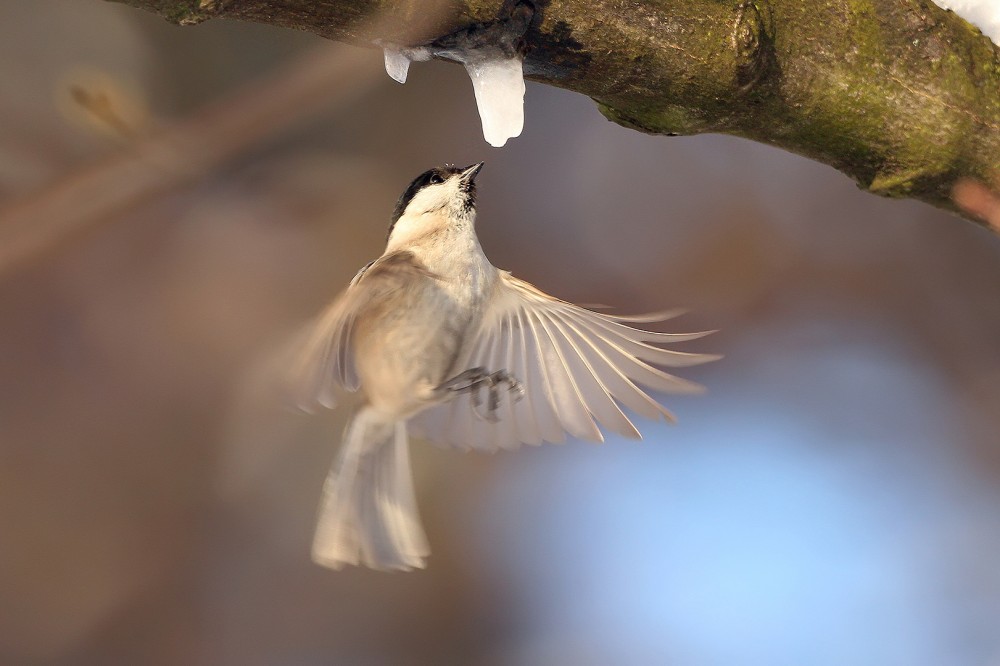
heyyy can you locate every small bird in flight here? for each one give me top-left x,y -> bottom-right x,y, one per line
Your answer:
290,162 -> 718,571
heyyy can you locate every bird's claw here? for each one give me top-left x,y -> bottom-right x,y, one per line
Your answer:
436,367 -> 524,422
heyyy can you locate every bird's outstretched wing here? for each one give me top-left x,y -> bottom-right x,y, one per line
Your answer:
410,272 -> 719,450
286,250 -> 437,411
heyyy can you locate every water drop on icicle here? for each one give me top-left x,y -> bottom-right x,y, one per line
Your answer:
464,55 -> 525,148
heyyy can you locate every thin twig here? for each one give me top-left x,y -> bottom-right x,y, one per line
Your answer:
0,43 -> 376,277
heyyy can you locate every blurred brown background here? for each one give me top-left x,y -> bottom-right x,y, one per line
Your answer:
1,2 -> 999,665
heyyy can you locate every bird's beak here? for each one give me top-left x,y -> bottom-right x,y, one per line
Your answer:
460,162 -> 484,184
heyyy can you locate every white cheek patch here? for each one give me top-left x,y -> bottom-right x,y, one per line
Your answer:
407,183 -> 455,217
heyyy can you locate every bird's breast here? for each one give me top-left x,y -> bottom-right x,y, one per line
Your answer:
353,265 -> 490,417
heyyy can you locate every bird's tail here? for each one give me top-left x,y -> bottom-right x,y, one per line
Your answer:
311,407 -> 429,571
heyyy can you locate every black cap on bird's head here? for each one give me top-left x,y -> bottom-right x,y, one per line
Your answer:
389,162 -> 484,233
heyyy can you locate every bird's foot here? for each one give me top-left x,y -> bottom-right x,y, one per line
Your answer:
435,367 -> 524,422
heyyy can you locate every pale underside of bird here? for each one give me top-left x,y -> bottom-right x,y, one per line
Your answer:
288,163 -> 719,571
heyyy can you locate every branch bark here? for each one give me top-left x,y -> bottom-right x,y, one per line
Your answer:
112,0 -> 1000,227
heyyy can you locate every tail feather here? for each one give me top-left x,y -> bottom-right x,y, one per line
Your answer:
312,408 -> 429,571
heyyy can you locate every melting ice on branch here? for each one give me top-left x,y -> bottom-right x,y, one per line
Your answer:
383,48 -> 411,84
381,45 -> 526,147
381,44 -> 431,85
463,54 -> 525,147
378,3 -> 532,148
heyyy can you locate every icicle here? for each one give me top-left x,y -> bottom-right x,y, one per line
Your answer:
463,55 -> 525,148
379,44 -> 431,85
376,3 -> 532,147
383,48 -> 411,84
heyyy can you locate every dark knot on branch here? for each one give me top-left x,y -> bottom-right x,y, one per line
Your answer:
733,0 -> 776,92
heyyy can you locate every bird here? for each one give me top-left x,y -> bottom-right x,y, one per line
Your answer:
289,162 -> 719,571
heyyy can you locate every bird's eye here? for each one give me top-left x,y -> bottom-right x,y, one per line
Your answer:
429,174 -> 444,185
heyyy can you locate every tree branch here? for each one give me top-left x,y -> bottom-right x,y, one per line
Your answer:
111,0 -> 1000,227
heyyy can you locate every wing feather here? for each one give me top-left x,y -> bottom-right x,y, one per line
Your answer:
509,309 -> 544,445
602,309 -> 687,323
285,290 -> 359,412
554,313 -> 678,423
554,304 -> 718,368
286,250 -> 435,412
537,309 -> 642,439
525,307 -> 603,441
515,307 -> 564,444
411,271 -> 717,451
